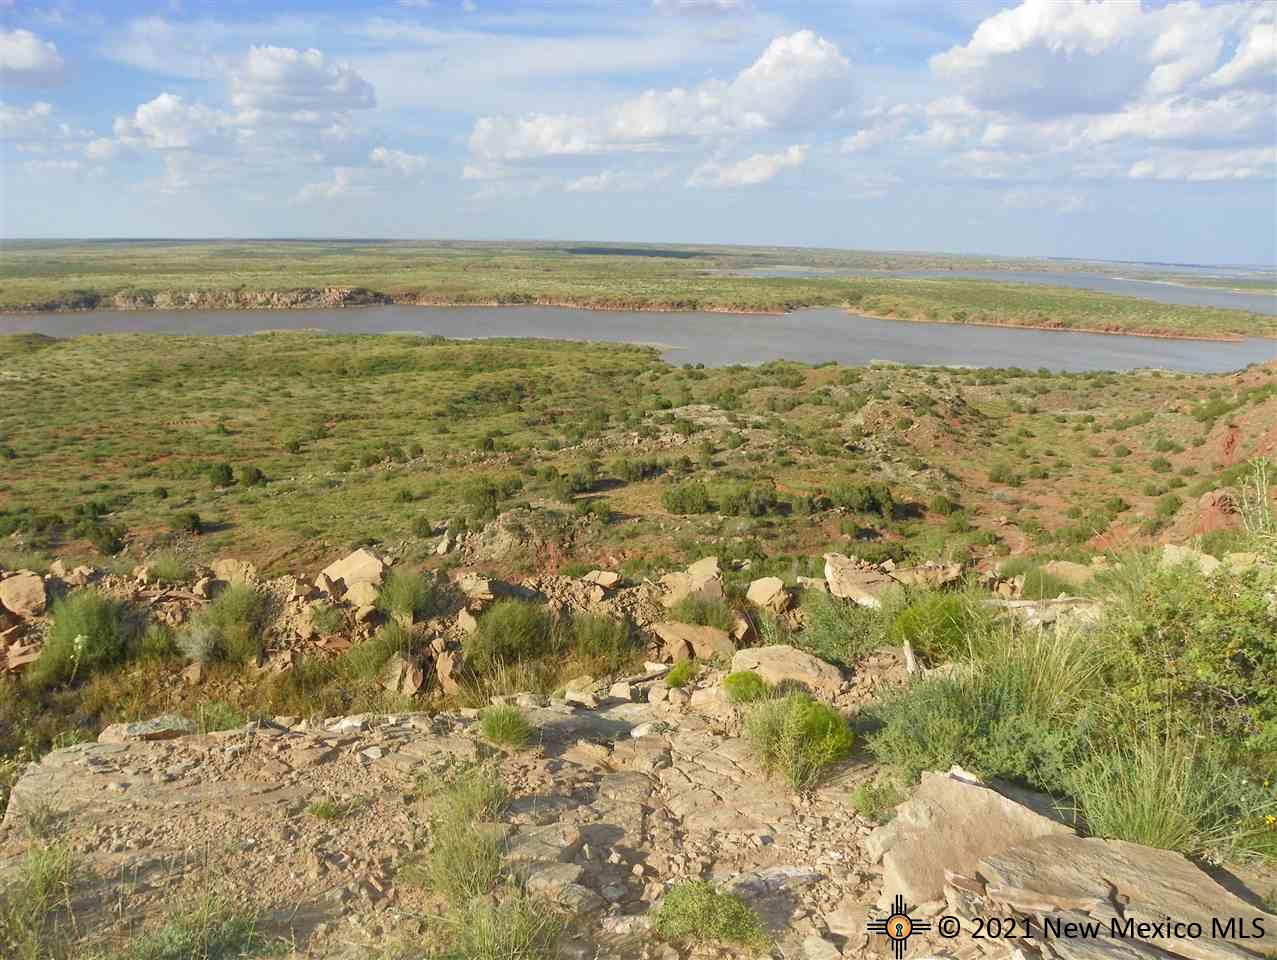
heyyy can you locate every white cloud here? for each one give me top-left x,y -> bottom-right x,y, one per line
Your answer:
1128,146 -> 1276,182
231,46 -> 375,113
1205,7 -> 1277,91
0,28 -> 65,86
0,100 -> 53,139
85,137 -> 119,161
688,143 -> 805,188
113,93 -> 233,151
564,168 -> 672,192
294,167 -> 354,203
1082,90 -> 1274,145
370,146 -> 427,175
468,31 -> 848,166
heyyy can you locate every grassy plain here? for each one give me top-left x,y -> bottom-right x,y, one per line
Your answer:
0,240 -> 1271,338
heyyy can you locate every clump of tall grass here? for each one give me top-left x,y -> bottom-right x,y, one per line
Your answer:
177,585 -> 269,665
28,591 -> 134,691
744,692 -> 854,791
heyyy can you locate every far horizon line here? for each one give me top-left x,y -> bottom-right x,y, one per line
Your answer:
0,237 -> 1273,272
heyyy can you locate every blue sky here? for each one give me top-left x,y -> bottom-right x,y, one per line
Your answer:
1,0 -> 1274,263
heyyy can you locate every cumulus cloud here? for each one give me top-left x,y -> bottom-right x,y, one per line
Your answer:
294,167 -> 354,203
370,146 -> 427,175
468,31 -> 848,167
0,28 -> 66,86
0,100 -> 53,139
85,137 -> 119,161
564,168 -> 672,192
688,144 -> 805,188
1128,146 -> 1276,182
113,93 -> 234,151
230,46 -> 375,113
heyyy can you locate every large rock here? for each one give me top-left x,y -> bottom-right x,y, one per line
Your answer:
1161,543 -> 1221,576
0,573 -> 47,618
660,557 -> 724,608
652,622 -> 735,662
823,554 -> 896,608
98,714 -> 195,744
210,558 -> 258,585
1042,560 -> 1096,589
381,653 -> 426,696
890,562 -> 963,590
730,645 -> 842,698
865,767 -> 1073,908
980,835 -> 1277,960
746,577 -> 791,614
582,570 -> 621,589
343,580 -> 380,608
319,548 -> 386,590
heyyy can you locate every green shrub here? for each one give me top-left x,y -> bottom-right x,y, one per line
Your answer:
207,463 -> 233,488
133,624 -> 177,661
849,778 -> 905,823
169,511 -> 202,534
376,569 -> 450,621
478,705 -> 534,748
654,881 -> 768,949
0,843 -> 78,960
195,700 -> 246,734
419,766 -> 511,906
569,613 -> 637,671
445,894 -> 564,960
29,591 -> 133,690
887,592 -> 989,662
929,494 -> 961,516
668,594 -> 735,632
830,482 -> 894,517
309,603 -> 345,636
336,621 -> 419,682
239,465 -> 266,487
186,585 -> 269,664
147,551 -> 192,583
797,590 -> 882,668
465,600 -> 559,672
996,559 -> 1078,600
662,482 -> 713,514
1069,738 -> 1276,860
722,671 -> 771,704
665,660 -> 696,689
84,522 -> 125,556
744,692 -> 854,790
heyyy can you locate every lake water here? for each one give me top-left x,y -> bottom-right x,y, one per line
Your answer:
738,267 -> 1277,315
1,305 -> 1273,373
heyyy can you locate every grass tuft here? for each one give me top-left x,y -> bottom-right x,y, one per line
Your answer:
653,881 -> 768,950
743,692 -> 854,791
478,705 -> 534,748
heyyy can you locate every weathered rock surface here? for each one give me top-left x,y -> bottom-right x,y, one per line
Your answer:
97,714 -> 196,745
211,558 -> 258,585
319,548 -> 386,590
746,576 -> 791,613
866,767 -> 1073,907
730,645 -> 843,698
823,553 -> 896,608
1161,543 -> 1222,576
651,622 -> 734,662
0,573 -> 46,618
660,557 -> 724,608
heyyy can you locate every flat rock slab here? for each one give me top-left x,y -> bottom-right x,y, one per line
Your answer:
867,768 -> 1073,908
98,714 -> 195,744
731,645 -> 843,698
981,835 -> 1277,960
823,554 -> 896,608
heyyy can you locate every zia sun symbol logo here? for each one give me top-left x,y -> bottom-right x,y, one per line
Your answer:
867,894 -> 933,958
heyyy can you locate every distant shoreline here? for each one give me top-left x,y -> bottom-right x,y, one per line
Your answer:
1,295 -> 1269,343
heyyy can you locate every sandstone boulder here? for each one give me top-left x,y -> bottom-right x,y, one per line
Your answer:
980,835 -> 1277,960
660,556 -> 724,608
652,622 -> 734,662
823,554 -> 896,608
0,573 -> 46,618
890,561 -> 963,590
1161,543 -> 1221,576
1042,560 -> 1095,589
343,580 -> 380,609
746,576 -> 791,614
582,570 -> 621,589
381,653 -> 426,697
865,767 -> 1073,908
211,558 -> 258,585
730,645 -> 843,698
319,548 -> 386,590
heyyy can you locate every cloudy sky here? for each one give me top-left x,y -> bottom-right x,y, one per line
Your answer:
1,0 -> 1274,263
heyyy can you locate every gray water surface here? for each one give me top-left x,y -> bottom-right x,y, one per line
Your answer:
1,305 -> 1272,372
738,267 -> 1277,315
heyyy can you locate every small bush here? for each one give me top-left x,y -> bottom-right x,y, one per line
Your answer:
465,600 -> 559,672
662,482 -> 713,514
184,585 -> 269,664
478,705 -> 534,748
105,893 -> 268,960
0,843 -> 78,959
929,494 -> 961,516
239,465 -> 266,487
849,778 -> 905,823
421,767 -> 510,906
797,590 -> 882,668
336,621 -> 419,682
445,894 -> 564,960
722,671 -> 771,704
147,551 -> 192,583
569,613 -> 637,672
654,881 -> 768,949
309,603 -> 345,635
169,511 -> 202,534
29,592 -> 133,690
744,692 -> 854,790
207,463 -> 234,488
376,569 -> 450,621
887,592 -> 989,662
668,594 -> 735,632
195,700 -> 245,734
665,660 -> 696,689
